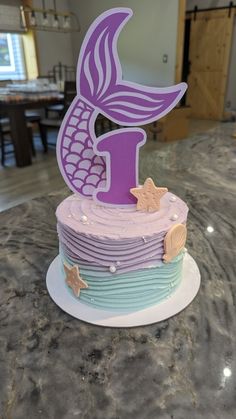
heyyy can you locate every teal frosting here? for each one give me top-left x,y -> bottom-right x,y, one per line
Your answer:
61,252 -> 184,311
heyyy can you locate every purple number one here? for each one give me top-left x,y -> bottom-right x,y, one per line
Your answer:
56,8 -> 187,207
93,128 -> 146,205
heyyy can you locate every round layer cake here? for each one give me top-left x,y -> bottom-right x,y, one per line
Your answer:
56,193 -> 188,311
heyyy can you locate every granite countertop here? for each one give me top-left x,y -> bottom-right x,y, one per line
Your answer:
0,124 -> 236,419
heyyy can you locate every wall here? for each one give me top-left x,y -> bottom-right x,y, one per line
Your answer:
187,0 -> 236,111
68,0 -> 179,87
32,0 -> 74,75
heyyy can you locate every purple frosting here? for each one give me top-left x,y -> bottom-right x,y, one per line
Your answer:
56,193 -> 188,275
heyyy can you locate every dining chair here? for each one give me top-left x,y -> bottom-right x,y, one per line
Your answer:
45,103 -> 64,119
45,63 -> 76,118
0,78 -> 42,134
39,81 -> 77,150
37,74 -> 63,118
51,62 -> 76,83
25,111 -> 42,128
39,81 -> 120,149
37,74 -> 55,83
95,115 -> 119,136
0,118 -> 35,166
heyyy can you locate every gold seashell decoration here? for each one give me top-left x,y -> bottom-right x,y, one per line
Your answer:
163,224 -> 187,263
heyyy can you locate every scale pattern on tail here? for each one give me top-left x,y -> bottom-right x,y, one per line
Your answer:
58,98 -> 106,197
56,8 -> 187,201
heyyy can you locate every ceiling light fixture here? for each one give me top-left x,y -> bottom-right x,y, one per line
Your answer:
63,15 -> 70,29
52,0 -> 59,28
30,10 -> 36,26
20,0 -> 80,33
42,0 -> 49,26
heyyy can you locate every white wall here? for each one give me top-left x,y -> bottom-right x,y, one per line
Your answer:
32,0 -> 74,75
68,0 -> 179,87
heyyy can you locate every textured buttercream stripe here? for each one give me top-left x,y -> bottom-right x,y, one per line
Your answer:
60,252 -> 184,311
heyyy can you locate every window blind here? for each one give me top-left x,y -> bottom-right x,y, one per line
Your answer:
0,1 -> 25,33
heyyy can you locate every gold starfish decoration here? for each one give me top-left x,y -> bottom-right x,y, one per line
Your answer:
64,263 -> 88,297
130,178 -> 168,212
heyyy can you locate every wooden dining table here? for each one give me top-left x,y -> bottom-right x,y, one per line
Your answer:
0,95 -> 64,167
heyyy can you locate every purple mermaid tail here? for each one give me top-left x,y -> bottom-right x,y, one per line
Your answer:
57,8 -> 187,198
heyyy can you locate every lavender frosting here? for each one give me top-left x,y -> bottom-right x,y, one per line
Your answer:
56,193 -> 188,274
56,193 -> 188,239
56,193 -> 188,310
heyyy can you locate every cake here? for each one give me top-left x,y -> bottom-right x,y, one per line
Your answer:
53,8 -> 189,313
56,191 -> 188,311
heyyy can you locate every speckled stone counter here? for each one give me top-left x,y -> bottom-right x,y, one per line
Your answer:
0,124 -> 236,419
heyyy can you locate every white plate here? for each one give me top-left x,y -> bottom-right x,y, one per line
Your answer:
46,253 -> 201,328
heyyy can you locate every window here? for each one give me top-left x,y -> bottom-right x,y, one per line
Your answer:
0,33 -> 26,80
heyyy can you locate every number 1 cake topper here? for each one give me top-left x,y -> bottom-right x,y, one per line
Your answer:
56,8 -> 187,206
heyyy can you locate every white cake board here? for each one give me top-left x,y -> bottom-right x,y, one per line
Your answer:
46,254 -> 200,328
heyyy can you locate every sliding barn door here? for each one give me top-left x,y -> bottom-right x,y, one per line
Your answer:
187,9 -> 234,119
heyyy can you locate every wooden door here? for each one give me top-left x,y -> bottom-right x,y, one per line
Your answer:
187,10 -> 234,120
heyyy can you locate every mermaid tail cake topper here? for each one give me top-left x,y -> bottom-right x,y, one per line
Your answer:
56,8 -> 187,206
